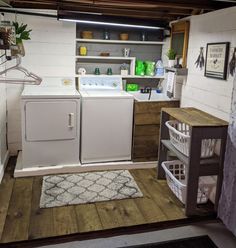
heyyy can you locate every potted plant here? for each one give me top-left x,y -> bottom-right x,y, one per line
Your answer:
120,63 -> 129,76
12,22 -> 32,56
166,48 -> 176,67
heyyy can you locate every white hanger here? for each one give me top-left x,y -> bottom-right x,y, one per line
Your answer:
0,55 -> 42,85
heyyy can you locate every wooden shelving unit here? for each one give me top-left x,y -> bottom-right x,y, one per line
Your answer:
157,107 -> 228,216
76,38 -> 165,45
75,74 -> 165,79
76,56 -> 136,75
76,28 -> 165,80
75,55 -> 136,62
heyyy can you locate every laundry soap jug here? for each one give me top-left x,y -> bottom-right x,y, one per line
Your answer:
145,61 -> 155,76
135,60 -> 145,76
155,60 -> 164,76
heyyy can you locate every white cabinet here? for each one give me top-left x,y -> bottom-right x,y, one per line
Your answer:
25,101 -> 77,141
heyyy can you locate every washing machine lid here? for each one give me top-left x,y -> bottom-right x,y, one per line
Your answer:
80,90 -> 134,99
21,86 -> 80,99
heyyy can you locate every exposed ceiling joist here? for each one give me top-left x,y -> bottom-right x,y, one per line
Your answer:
7,0 -> 236,23
10,0 -> 236,9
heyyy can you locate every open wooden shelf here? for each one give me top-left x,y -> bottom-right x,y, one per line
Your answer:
76,38 -> 165,45
76,55 -> 136,63
161,140 -> 220,176
76,74 -> 165,79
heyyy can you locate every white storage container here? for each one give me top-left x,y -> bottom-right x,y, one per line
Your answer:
161,160 -> 215,204
165,120 -> 216,158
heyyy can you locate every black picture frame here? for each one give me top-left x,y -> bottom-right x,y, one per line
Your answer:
204,42 -> 230,80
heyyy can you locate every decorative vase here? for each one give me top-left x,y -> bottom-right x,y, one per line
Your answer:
17,42 -> 25,56
168,59 -> 175,67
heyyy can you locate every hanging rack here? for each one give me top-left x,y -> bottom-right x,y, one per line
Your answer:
0,55 -> 42,85
0,1 -> 12,8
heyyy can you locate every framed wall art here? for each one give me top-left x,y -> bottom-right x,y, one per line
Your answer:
205,42 -> 230,80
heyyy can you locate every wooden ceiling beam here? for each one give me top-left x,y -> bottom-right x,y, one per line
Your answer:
10,0 -> 235,11
7,3 -> 176,21
9,0 -> 193,20
58,5 -> 191,18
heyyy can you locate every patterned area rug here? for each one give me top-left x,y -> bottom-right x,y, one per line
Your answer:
40,170 -> 143,208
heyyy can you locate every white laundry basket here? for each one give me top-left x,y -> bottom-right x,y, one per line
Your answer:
165,120 -> 216,158
161,160 -> 215,204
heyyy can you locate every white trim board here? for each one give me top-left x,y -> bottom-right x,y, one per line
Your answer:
14,151 -> 157,178
76,38 -> 165,45
0,150 -> 9,183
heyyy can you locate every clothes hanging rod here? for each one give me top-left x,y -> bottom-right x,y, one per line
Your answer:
0,77 -> 41,84
0,7 -> 57,18
0,1 -> 12,8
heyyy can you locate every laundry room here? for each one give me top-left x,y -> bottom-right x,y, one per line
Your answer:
0,1 -> 236,248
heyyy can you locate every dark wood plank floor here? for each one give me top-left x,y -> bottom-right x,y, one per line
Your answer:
0,157 -> 214,246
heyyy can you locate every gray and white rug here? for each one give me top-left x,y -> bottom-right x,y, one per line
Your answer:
40,170 -> 143,208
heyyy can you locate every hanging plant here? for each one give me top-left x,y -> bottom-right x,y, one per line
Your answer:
229,48 -> 236,77
11,22 -> 32,56
195,47 -> 205,69
12,22 -> 32,44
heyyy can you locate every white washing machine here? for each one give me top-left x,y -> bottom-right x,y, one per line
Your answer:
79,76 -> 134,164
21,86 -> 80,168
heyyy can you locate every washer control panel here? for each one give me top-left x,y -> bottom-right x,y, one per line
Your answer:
79,76 -> 123,91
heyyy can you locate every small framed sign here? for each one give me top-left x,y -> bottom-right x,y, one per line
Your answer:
205,42 -> 230,80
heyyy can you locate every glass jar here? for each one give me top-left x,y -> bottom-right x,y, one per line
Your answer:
79,46 -> 87,56
103,30 -> 110,40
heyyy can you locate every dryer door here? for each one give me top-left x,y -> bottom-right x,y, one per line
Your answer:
24,100 -> 77,141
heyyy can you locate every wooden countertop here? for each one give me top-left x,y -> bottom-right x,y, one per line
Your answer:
162,107 -> 228,127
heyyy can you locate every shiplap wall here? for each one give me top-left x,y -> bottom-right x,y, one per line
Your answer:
181,7 -> 236,121
0,13 -> 8,181
0,61 -> 8,181
5,11 -> 76,154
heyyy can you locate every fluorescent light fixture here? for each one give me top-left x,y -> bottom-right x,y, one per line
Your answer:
59,18 -> 164,30
58,11 -> 166,30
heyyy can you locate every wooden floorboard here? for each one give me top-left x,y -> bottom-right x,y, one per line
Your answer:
131,172 -> 168,223
131,170 -> 186,220
75,204 -> 103,233
28,177 -> 55,240
95,201 -> 127,229
53,206 -> 78,236
0,158 -> 15,240
1,177 -> 33,243
114,200 -> 147,226
0,157 -> 216,246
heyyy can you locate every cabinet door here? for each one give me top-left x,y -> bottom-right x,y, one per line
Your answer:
25,101 -> 77,141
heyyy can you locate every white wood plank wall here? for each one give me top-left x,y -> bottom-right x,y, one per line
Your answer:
0,12 -> 8,180
181,7 -> 236,121
5,12 -> 76,154
0,61 -> 8,178
4,7 -> 236,155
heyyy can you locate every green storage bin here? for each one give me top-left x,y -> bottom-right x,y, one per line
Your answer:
126,83 -> 139,91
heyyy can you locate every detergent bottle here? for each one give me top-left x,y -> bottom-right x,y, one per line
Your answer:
155,60 -> 164,76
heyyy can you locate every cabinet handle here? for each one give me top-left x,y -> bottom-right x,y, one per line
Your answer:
68,113 -> 74,128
